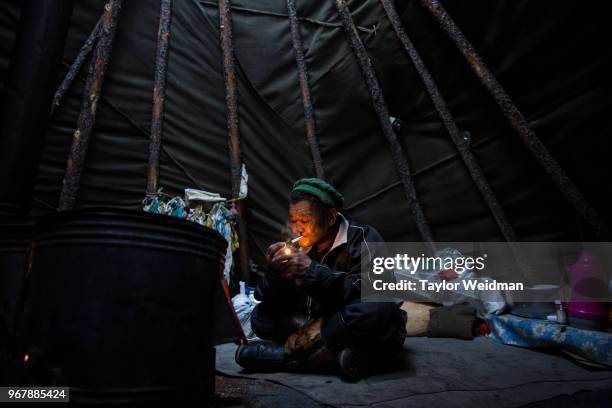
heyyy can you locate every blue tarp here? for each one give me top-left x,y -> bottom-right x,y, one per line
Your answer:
487,314 -> 612,367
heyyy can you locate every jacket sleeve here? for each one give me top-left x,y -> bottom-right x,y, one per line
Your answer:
298,225 -> 392,311
255,268 -> 299,308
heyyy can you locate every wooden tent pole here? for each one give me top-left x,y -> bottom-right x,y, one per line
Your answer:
420,0 -> 607,240
51,18 -> 103,116
147,0 -> 173,194
219,0 -> 250,281
58,0 -> 124,211
336,0 -> 435,253
286,0 -> 325,180
379,0 -> 518,242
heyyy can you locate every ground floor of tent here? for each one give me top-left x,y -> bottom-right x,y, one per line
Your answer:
214,336 -> 612,407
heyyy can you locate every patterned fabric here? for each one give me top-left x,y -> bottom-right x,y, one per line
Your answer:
143,194 -> 187,218
487,314 -> 612,367
206,203 -> 239,282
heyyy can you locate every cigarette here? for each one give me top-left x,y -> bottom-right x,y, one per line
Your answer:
290,236 -> 303,244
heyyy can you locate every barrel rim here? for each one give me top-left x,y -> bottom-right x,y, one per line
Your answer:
0,222 -> 34,234
34,207 -> 227,247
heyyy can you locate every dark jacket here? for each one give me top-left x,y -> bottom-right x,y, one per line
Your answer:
255,217 -> 392,318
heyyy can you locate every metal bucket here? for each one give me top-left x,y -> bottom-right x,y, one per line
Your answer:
16,208 -> 226,404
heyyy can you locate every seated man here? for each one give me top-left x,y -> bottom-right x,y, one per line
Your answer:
236,178 -> 406,380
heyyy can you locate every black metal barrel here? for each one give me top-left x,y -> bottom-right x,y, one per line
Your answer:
16,208 -> 226,404
0,223 -> 33,382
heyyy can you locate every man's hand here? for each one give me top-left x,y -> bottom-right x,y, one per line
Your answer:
265,242 -> 286,267
266,241 -> 312,284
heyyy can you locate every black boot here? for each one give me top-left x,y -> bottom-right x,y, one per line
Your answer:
337,348 -> 371,381
235,340 -> 297,373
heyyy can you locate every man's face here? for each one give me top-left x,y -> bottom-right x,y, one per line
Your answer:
289,200 -> 328,249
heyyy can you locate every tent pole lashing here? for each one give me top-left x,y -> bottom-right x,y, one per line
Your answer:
379,0 -> 518,242
420,0 -> 608,240
58,0 -> 123,211
147,0 -> 173,194
335,0 -> 435,252
219,0 -> 250,281
286,0 -> 325,180
51,17 -> 102,116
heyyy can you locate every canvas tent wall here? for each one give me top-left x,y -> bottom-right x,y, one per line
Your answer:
0,0 -> 610,266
